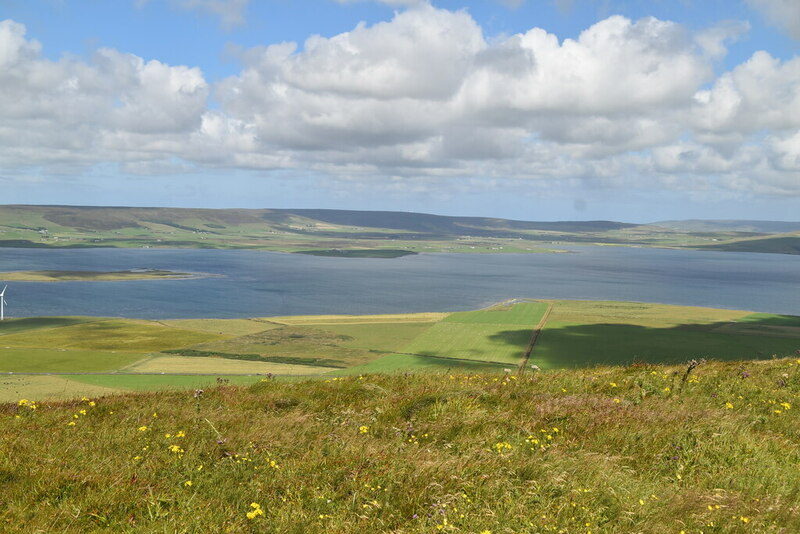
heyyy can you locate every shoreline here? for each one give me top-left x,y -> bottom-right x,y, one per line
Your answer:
0,269 -> 209,282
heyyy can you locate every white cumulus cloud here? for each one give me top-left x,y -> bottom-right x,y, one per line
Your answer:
2,5 -> 800,200
747,0 -> 800,39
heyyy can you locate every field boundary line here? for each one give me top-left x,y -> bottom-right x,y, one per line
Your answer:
518,302 -> 553,374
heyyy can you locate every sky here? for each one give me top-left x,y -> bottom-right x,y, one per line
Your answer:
1,0 -> 799,222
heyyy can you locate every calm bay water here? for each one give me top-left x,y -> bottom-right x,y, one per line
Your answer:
0,246 -> 799,318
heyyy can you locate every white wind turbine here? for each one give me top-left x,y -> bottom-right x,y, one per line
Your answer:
0,285 -> 6,321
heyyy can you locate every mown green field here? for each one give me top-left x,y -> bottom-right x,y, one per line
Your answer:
368,302 -> 548,367
442,301 -> 547,325
0,300 -> 798,400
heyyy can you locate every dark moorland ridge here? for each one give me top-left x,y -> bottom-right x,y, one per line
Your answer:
656,219 -> 800,233
0,204 -> 798,255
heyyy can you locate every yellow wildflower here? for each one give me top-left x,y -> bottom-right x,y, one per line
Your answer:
493,441 -> 513,453
246,502 -> 264,519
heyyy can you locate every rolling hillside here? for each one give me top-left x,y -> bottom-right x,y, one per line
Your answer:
0,204 -> 797,254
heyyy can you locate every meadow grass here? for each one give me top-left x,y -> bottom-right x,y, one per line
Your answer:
317,322 -> 436,352
0,317 -> 95,336
159,318 -> 280,336
0,348 -> 146,373
0,320 -> 225,352
3,358 -> 800,533
189,325 -> 380,368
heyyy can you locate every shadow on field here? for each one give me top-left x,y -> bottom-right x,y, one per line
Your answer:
527,318 -> 800,370
0,317 -> 90,336
355,352 -> 514,373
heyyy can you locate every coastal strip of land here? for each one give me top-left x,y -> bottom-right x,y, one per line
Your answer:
0,269 -> 196,282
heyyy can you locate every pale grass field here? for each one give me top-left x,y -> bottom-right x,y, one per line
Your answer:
0,375 -> 121,402
125,355 -> 334,375
266,312 -> 448,325
548,299 -> 748,327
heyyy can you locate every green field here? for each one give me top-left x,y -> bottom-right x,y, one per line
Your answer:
0,300 -> 798,400
0,348 -> 145,373
442,301 -> 547,325
65,374 -> 263,391
0,316 -> 94,336
0,319 -> 224,352
386,302 -> 548,366
533,301 -> 800,369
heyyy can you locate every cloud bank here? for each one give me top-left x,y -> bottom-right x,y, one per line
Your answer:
1,5 -> 799,200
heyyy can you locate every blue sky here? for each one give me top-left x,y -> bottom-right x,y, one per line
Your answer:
1,0 -> 799,222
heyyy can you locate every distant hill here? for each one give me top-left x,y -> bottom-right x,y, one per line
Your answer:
0,205 -> 798,255
281,208 -> 635,236
697,235 -> 800,255
655,219 -> 800,234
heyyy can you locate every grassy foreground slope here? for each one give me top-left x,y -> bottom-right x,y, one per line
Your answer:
3,359 -> 800,533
